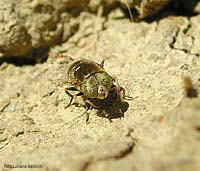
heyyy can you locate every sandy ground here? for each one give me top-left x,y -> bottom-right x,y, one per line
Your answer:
0,13 -> 200,171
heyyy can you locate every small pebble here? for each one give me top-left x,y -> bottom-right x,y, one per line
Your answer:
4,101 -> 17,112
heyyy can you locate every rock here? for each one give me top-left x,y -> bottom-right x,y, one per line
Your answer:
3,101 -> 17,113
119,0 -> 171,19
0,0 -> 80,58
0,0 -> 177,58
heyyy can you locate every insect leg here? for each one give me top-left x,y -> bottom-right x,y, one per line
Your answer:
65,86 -> 78,91
118,86 -> 133,100
119,87 -> 125,100
65,87 -> 83,107
119,87 -> 133,100
83,98 -> 100,123
100,59 -> 105,67
112,76 -> 133,101
101,110 -> 112,122
84,99 -> 100,109
84,103 -> 92,124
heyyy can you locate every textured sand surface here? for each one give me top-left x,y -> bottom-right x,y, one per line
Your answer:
0,9 -> 200,171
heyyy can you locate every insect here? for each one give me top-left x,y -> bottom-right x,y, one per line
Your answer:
65,59 -> 126,122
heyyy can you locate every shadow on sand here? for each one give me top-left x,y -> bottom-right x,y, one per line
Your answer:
90,87 -> 131,121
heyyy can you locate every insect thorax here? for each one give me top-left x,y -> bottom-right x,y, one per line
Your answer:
80,72 -> 113,99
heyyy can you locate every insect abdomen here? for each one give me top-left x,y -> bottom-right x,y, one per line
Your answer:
68,60 -> 104,82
